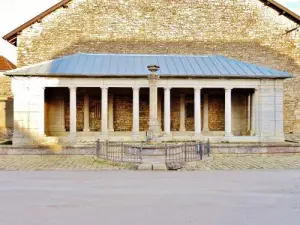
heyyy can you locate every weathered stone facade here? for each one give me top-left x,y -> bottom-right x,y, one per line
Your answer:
14,0 -> 300,133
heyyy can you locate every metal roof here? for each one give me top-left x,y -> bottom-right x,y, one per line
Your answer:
6,53 -> 292,79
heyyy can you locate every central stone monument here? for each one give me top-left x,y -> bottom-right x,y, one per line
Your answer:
147,65 -> 161,143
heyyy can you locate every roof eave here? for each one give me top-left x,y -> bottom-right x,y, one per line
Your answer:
3,72 -> 293,79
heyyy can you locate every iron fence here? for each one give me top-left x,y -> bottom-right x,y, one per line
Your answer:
165,140 -> 210,164
96,140 -> 142,164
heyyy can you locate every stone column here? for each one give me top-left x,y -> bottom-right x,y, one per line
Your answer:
147,65 -> 160,142
83,94 -> 90,132
247,93 -> 251,133
179,94 -> 186,132
164,87 -> 171,136
132,87 -> 140,140
108,94 -> 114,132
101,87 -> 108,137
225,88 -> 232,137
250,88 -> 257,136
194,88 -> 202,136
203,94 -> 209,132
69,87 -> 77,136
39,87 -> 45,136
157,91 -> 162,131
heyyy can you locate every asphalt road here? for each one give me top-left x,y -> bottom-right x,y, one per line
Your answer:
0,170 -> 300,225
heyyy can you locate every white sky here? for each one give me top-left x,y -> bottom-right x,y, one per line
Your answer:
0,0 -> 299,65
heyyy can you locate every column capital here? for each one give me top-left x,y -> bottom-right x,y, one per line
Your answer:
194,87 -> 202,91
224,87 -> 232,91
132,87 -> 140,91
101,87 -> 108,91
164,87 -> 171,91
69,87 -> 77,90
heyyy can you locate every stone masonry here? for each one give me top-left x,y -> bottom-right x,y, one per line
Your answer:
12,0 -> 300,133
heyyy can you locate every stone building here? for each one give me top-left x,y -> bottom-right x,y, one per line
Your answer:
2,0 -> 300,146
0,56 -> 15,139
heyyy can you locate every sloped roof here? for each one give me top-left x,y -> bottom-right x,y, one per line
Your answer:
2,0 -> 300,46
4,53 -> 291,79
0,56 -> 16,71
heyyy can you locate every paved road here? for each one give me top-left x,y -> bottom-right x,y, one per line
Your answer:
0,171 -> 300,225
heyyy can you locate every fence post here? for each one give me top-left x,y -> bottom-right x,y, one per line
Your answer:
105,140 -> 109,159
121,142 -> 124,162
96,139 -> 100,157
199,142 -> 203,160
184,143 -> 187,162
207,139 -> 210,157
139,143 -> 143,163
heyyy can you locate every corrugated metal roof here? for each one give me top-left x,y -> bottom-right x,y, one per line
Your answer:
6,53 -> 292,78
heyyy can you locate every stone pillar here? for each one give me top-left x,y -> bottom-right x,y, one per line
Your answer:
69,87 -> 77,136
251,88 -> 257,136
108,94 -> 114,132
203,94 -> 209,132
101,87 -> 108,137
225,88 -> 232,137
247,93 -> 251,133
157,91 -> 162,131
83,94 -> 90,132
164,87 -> 171,136
179,93 -> 186,132
194,88 -> 202,136
39,87 -> 45,136
147,65 -> 160,142
132,87 -> 140,140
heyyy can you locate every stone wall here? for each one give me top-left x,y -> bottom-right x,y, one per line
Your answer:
0,74 -> 13,138
16,0 -> 300,133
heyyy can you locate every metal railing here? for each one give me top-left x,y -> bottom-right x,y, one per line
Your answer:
96,140 -> 142,164
165,140 -> 210,164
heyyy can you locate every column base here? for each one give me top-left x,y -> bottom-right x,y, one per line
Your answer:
132,132 -> 140,141
99,133 -> 108,140
203,128 -> 209,132
163,132 -> 172,137
225,132 -> 233,137
179,128 -> 186,132
108,128 -> 114,132
193,132 -> 204,140
68,133 -> 77,143
83,128 -> 90,132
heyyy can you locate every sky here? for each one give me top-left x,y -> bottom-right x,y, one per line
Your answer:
0,0 -> 299,65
